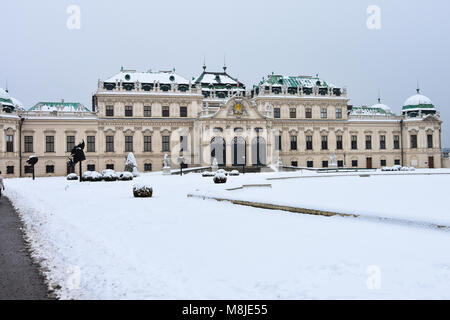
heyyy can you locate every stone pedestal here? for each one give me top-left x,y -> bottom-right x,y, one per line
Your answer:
163,166 -> 171,175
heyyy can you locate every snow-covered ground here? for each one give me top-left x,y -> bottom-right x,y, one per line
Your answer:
4,170 -> 450,299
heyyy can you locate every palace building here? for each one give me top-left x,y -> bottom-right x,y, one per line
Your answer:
0,65 -> 445,177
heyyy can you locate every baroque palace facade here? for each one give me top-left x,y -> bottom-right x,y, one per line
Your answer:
0,65 -> 445,177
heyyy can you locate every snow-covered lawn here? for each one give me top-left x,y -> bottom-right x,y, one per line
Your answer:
192,169 -> 450,227
4,170 -> 450,299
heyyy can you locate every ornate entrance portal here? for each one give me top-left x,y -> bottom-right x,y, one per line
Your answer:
232,137 -> 246,166
251,137 -> 266,166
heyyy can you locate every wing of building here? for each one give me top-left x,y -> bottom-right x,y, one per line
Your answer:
0,66 -> 445,177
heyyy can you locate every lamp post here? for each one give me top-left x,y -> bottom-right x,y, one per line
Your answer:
178,156 -> 185,176
242,155 -> 246,174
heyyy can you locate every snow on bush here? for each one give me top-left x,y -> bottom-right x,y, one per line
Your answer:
66,173 -> 78,180
213,172 -> 227,184
201,171 -> 215,177
82,171 -> 102,182
133,183 -> 153,198
229,170 -> 239,176
118,172 -> 134,181
381,165 -> 416,172
101,169 -> 118,181
216,169 -> 228,176
125,153 -> 140,177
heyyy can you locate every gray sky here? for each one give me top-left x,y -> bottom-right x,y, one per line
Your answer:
2,0 -> 449,146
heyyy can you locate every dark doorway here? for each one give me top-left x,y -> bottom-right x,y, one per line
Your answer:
232,137 -> 246,166
251,137 -> 266,166
428,156 -> 434,169
366,157 -> 372,169
211,137 -> 226,166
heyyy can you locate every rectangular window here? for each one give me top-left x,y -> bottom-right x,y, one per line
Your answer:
305,108 -> 312,119
322,161 -> 328,168
7,166 -> 14,174
24,136 -> 33,153
394,135 -> 400,149
125,136 -> 133,152
144,106 -> 151,117
321,136 -> 328,150
87,136 -> 95,152
106,105 -> 114,117
180,136 -> 188,152
321,108 -> 327,119
106,136 -> 114,152
427,134 -> 433,148
336,135 -> 343,150
289,108 -> 296,118
6,135 -> 14,152
125,105 -> 133,117
46,136 -> 55,152
274,108 -> 280,118
144,163 -> 152,172
291,161 -> 298,167
106,164 -> 114,170
336,108 -> 342,119
87,164 -> 95,171
144,136 -> 152,152
162,106 -> 170,117
24,165 -> 33,174
66,135 -> 75,152
275,135 -> 281,151
380,159 -> 387,167
380,135 -> 386,150
180,106 -> 187,117
394,159 -> 401,165
306,135 -> 313,150
162,135 -> 170,152
365,135 -> 372,150
337,160 -> 344,167
351,135 -> 357,150
307,161 -> 313,168
290,136 -> 297,150
352,160 -> 358,167
410,134 -> 417,149
46,165 -> 55,173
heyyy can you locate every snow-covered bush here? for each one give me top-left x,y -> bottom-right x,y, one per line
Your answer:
125,153 -> 139,177
229,170 -> 239,176
66,173 -> 78,180
118,171 -> 134,181
102,169 -> 118,181
216,169 -> 228,176
202,171 -> 215,177
82,171 -> 102,182
133,183 -> 153,198
213,172 -> 227,184
381,165 -> 415,172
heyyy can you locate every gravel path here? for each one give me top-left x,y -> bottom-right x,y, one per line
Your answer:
0,196 -> 49,300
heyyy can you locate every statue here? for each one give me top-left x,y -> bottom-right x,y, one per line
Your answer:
211,157 -> 218,171
276,156 -> 283,172
163,153 -> 171,175
68,140 -> 86,181
329,153 -> 337,168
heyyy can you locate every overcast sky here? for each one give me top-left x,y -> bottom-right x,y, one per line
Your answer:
1,0 -> 449,146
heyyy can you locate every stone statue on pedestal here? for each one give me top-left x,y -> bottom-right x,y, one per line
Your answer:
211,157 -> 218,172
163,153 -> 171,175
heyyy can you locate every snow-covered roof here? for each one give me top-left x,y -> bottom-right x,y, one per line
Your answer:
11,97 -> 24,110
403,92 -> 435,111
29,102 -> 90,112
0,88 -> 14,106
259,74 -> 339,88
195,72 -> 239,86
104,69 -> 190,84
349,105 -> 394,116
371,102 -> 391,113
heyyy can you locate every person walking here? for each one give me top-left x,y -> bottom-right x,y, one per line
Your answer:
0,171 -> 4,199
